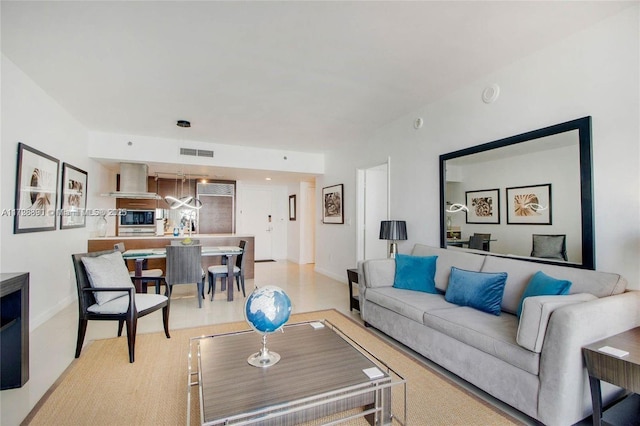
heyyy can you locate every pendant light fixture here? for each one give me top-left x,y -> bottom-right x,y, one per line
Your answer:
164,119 -> 202,211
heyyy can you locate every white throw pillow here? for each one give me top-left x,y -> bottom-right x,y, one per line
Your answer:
81,251 -> 134,305
516,293 -> 596,353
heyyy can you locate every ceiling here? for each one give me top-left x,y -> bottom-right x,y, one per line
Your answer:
1,1 -> 630,182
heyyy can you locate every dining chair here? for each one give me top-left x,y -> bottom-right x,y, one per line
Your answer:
72,250 -> 170,363
165,244 -> 205,308
531,234 -> 568,261
114,242 -> 165,294
468,235 -> 485,250
207,240 -> 247,300
472,233 -> 491,251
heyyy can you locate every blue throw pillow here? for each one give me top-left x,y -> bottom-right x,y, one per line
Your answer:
517,271 -> 572,318
393,254 -> 438,294
444,267 -> 507,316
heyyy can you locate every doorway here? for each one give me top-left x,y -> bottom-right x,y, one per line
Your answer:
357,161 -> 389,261
240,187 -> 273,261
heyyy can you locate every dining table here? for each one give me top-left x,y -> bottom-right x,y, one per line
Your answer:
122,246 -> 243,301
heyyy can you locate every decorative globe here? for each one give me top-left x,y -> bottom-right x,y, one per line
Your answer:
244,285 -> 292,334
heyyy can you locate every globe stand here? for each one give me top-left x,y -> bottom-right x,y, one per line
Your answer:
247,334 -> 280,368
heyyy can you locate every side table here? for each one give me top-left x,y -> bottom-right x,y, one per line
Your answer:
583,327 -> 640,426
346,268 -> 360,312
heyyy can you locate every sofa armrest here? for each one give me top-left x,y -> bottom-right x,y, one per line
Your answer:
537,291 -> 640,425
361,258 -> 395,289
517,293 -> 597,353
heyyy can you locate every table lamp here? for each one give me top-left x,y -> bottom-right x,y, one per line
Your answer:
379,220 -> 407,258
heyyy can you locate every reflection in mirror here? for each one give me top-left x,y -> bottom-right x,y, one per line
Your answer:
439,117 -> 594,269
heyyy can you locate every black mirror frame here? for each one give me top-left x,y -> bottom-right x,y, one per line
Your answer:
439,116 -> 595,270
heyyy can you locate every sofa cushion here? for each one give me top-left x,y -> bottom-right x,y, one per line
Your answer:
81,251 -> 134,305
445,267 -> 507,316
516,271 -> 572,318
424,306 -> 540,375
411,244 -> 486,292
365,287 -> 456,324
480,255 -> 628,314
517,293 -> 596,353
393,254 -> 438,293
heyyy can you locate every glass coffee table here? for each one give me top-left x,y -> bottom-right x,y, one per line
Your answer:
188,320 -> 406,425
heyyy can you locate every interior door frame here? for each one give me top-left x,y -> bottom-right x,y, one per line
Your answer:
356,158 -> 390,262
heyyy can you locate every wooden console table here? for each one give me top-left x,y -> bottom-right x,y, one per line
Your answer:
583,327 -> 640,426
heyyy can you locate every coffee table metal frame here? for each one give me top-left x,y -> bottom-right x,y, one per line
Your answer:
187,320 -> 406,426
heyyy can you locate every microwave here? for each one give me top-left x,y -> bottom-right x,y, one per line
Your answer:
120,209 -> 155,226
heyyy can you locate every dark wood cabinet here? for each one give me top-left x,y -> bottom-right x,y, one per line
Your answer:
1,272 -> 29,390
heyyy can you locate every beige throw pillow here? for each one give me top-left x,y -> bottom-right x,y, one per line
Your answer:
81,251 -> 134,305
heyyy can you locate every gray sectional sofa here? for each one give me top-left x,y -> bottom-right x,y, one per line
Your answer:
359,244 -> 640,426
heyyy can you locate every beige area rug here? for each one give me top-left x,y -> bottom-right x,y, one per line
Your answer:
24,310 -> 522,425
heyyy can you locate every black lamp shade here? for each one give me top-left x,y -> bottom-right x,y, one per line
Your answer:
379,220 -> 407,241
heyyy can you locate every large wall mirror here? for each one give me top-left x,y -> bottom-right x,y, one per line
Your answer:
439,117 -> 594,269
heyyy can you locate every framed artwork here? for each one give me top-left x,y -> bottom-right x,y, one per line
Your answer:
60,162 -> 88,229
465,188 -> 500,224
322,184 -> 344,224
289,194 -> 296,221
14,143 -> 60,233
506,183 -> 552,225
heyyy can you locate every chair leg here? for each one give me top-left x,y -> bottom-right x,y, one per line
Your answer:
126,316 -> 137,363
197,280 -> 204,308
162,305 -> 171,339
117,320 -> 125,337
210,276 -> 217,301
207,272 -> 213,295
75,319 -> 88,358
240,275 -> 246,297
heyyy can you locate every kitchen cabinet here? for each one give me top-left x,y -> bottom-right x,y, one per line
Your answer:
116,198 -> 157,210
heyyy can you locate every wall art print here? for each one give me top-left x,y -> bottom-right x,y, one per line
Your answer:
322,184 -> 343,224
60,162 -> 88,229
14,142 -> 60,233
465,188 -> 500,224
506,183 -> 552,225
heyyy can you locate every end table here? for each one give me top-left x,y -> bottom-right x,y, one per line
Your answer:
582,327 -> 640,426
346,268 -> 360,311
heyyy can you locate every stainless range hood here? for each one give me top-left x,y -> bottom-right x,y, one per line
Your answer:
103,163 -> 161,199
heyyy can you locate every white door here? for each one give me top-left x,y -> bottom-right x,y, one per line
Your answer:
241,188 -> 273,261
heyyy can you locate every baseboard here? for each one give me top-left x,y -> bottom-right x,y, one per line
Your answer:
313,266 -> 348,284
30,293 -> 75,331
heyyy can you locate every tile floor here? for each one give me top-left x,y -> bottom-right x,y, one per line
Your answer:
0,261 -> 534,426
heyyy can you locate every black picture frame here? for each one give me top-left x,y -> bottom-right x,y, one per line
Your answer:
289,194 -> 296,221
60,162 -> 88,229
465,188 -> 500,224
322,184 -> 344,224
506,183 -> 552,225
14,143 -> 60,233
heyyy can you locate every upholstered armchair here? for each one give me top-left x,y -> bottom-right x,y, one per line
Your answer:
72,250 -> 170,363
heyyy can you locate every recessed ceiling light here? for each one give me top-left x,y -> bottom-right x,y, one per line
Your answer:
265,177 -> 272,181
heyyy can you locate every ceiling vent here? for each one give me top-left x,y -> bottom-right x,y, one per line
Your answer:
180,148 -> 214,158
197,182 -> 235,197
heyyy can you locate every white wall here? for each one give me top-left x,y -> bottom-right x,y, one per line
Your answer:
1,54 -> 114,329
315,6 -> 640,288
